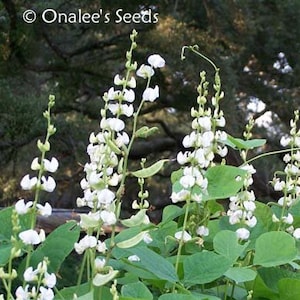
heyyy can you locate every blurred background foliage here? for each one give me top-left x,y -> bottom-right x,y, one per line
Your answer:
0,0 -> 300,216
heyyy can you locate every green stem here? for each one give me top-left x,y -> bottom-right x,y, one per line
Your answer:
108,76 -> 151,257
241,147 -> 300,166
77,251 -> 88,286
181,45 -> 218,71
173,198 -> 191,292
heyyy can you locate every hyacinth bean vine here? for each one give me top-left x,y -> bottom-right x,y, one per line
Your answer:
1,30 -> 300,300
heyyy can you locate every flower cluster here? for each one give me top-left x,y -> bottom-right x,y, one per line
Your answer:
74,30 -> 165,287
226,162 -> 257,240
272,110 -> 300,238
171,70 -> 227,204
15,259 -> 56,300
227,118 -> 257,240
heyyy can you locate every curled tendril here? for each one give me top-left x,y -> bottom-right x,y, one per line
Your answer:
181,45 -> 218,72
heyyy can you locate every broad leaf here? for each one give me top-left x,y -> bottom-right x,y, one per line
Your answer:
278,278 -> 300,300
121,281 -> 153,300
224,267 -> 256,283
213,230 -> 249,264
204,165 -> 247,200
159,294 -> 220,300
24,221 -> 80,273
254,231 -> 297,267
127,247 -> 178,283
183,251 -> 231,285
226,135 -> 266,150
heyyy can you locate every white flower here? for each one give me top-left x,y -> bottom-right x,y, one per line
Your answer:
171,189 -> 190,203
127,77 -> 136,88
15,199 -> 33,215
74,235 -> 97,254
36,203 -> 52,217
177,151 -> 189,165
196,226 -> 209,237
41,176 -> 56,192
147,54 -> 165,68
116,132 -> 130,147
124,88 -> 135,102
128,255 -> 140,262
274,180 -> 285,191
96,241 -> 107,253
280,136 -> 291,147
282,213 -> 294,224
43,157 -> 59,173
243,201 -> 256,212
236,228 -> 250,240
100,210 -> 117,225
142,85 -> 159,102
114,74 -> 124,85
136,64 -> 154,78
24,267 -> 38,282
228,210 -> 243,225
101,118 -> 125,132
39,286 -> 54,300
216,116 -> 226,127
180,174 -> 195,189
95,258 -> 106,270
245,216 -> 257,228
106,87 -> 119,100
293,228 -> 300,239
20,175 -> 38,190
97,189 -> 115,206
19,229 -> 44,245
31,157 -> 41,170
44,272 -> 56,288
198,116 -> 211,131
201,131 -> 214,147
15,285 -> 29,300
174,230 -> 192,242
240,164 -> 256,175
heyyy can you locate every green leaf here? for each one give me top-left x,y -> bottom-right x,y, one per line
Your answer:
54,282 -> 91,300
0,207 -> 31,238
253,231 -> 297,267
161,205 -> 185,223
224,267 -> 256,283
258,267 -> 300,293
251,274 -> 279,300
131,159 -> 168,178
121,281 -> 153,300
0,241 -> 12,266
171,169 -> 183,184
213,230 -> 249,264
204,165 -> 247,200
75,291 -> 94,300
183,251 -> 231,285
127,247 -> 178,283
226,135 -> 266,150
278,278 -> 300,300
25,221 -> 80,273
159,293 -> 220,300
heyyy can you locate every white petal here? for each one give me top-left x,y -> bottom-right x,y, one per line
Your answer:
147,54 -> 165,68
174,230 -> 192,242
236,228 -> 250,240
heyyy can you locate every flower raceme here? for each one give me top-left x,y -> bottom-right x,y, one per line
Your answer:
171,71 -> 228,204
